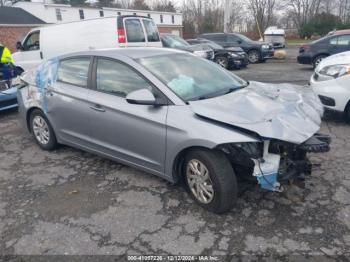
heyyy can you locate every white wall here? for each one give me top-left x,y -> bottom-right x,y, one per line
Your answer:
14,2 -> 182,26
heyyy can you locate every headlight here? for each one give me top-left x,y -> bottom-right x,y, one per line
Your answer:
193,50 -> 207,58
261,44 -> 270,49
318,64 -> 350,78
228,52 -> 239,58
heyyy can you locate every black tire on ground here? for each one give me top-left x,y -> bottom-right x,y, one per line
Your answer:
261,59 -> 267,63
214,56 -> 229,69
29,109 -> 58,151
313,55 -> 327,69
184,149 -> 238,213
247,50 -> 260,63
345,102 -> 350,122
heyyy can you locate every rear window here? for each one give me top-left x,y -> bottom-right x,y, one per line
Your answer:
143,19 -> 160,42
125,19 -> 145,43
57,58 -> 90,87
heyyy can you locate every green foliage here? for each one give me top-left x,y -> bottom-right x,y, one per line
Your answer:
299,12 -> 346,38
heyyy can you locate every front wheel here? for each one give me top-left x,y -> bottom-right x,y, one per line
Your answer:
184,149 -> 238,213
29,109 -> 58,151
248,50 -> 260,63
214,56 -> 229,69
313,55 -> 327,68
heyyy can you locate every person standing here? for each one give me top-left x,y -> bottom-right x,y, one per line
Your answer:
0,44 -> 15,88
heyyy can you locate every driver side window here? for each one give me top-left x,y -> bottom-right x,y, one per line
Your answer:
23,31 -> 40,51
96,58 -> 152,98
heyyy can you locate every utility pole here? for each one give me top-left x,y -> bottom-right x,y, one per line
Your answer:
223,0 -> 231,33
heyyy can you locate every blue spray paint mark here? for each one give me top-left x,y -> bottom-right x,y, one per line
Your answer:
35,58 -> 59,114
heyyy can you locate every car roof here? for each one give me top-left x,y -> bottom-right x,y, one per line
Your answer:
334,29 -> 350,35
58,47 -> 185,60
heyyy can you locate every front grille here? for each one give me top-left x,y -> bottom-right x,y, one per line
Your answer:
0,97 -> 17,108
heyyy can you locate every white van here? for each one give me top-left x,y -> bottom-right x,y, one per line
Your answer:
13,15 -> 161,71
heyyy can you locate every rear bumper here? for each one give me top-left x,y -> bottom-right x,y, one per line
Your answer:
0,87 -> 18,111
297,54 -> 313,65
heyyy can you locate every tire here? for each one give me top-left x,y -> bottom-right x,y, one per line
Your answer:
214,56 -> 229,69
29,109 -> 57,151
345,102 -> 350,122
313,55 -> 327,69
247,50 -> 260,63
184,149 -> 238,213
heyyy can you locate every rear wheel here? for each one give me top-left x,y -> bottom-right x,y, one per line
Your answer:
248,50 -> 260,63
29,109 -> 57,151
215,56 -> 229,69
184,149 -> 238,213
313,55 -> 327,68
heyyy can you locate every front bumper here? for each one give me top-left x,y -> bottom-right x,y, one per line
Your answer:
310,73 -> 350,112
261,49 -> 275,59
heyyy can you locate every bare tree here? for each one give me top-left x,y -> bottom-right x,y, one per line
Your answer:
286,0 -> 323,32
247,0 -> 279,37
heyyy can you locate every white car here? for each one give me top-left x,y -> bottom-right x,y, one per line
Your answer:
310,51 -> 350,120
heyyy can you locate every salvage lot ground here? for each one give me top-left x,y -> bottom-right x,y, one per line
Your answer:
1,46 -> 350,258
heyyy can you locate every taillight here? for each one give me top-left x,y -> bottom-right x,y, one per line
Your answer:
117,28 -> 126,44
300,44 -> 310,53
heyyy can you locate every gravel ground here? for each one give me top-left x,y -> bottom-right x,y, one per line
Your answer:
0,46 -> 350,260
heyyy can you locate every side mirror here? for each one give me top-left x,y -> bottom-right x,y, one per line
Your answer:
16,41 -> 23,50
126,89 -> 157,105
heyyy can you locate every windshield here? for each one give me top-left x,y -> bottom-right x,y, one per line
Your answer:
137,53 -> 247,101
162,35 -> 190,48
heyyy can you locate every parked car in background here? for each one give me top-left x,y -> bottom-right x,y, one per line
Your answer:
160,34 -> 214,60
297,31 -> 350,68
13,15 -> 161,71
310,51 -> 350,120
186,38 -> 248,69
264,26 -> 285,49
18,48 -> 330,213
199,33 -> 274,63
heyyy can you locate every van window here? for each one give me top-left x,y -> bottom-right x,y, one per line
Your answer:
55,8 -> 62,21
96,58 -> 151,97
57,58 -> 90,87
23,31 -> 40,51
143,19 -> 160,42
125,19 -> 145,42
79,9 -> 84,20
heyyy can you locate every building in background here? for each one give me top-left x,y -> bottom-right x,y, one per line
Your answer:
13,1 -> 183,36
0,7 -> 46,52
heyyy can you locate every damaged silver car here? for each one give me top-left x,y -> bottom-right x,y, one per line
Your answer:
17,48 -> 331,213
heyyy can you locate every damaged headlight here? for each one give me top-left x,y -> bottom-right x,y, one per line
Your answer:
228,52 -> 239,58
318,64 -> 350,78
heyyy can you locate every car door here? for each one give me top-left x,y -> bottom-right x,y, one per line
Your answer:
124,17 -> 148,47
46,56 -> 94,148
142,19 -> 162,47
12,31 -> 42,71
88,57 -> 168,174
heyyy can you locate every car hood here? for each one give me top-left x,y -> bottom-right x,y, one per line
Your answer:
317,51 -> 350,71
189,81 -> 324,144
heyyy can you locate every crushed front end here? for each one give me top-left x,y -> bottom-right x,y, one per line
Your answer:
218,134 -> 331,192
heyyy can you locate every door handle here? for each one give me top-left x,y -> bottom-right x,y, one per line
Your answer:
90,104 -> 106,112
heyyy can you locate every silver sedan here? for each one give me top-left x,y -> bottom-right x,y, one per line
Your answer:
18,48 -> 330,213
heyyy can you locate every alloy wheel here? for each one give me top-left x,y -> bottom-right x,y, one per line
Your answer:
215,57 -> 228,68
186,159 -> 214,204
248,51 -> 259,63
32,115 -> 50,145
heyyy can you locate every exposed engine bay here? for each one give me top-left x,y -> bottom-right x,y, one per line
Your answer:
218,133 -> 331,191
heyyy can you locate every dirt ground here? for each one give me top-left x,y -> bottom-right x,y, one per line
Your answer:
0,46 -> 350,260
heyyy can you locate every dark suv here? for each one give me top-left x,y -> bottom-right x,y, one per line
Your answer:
297,31 -> 350,68
199,33 -> 274,63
